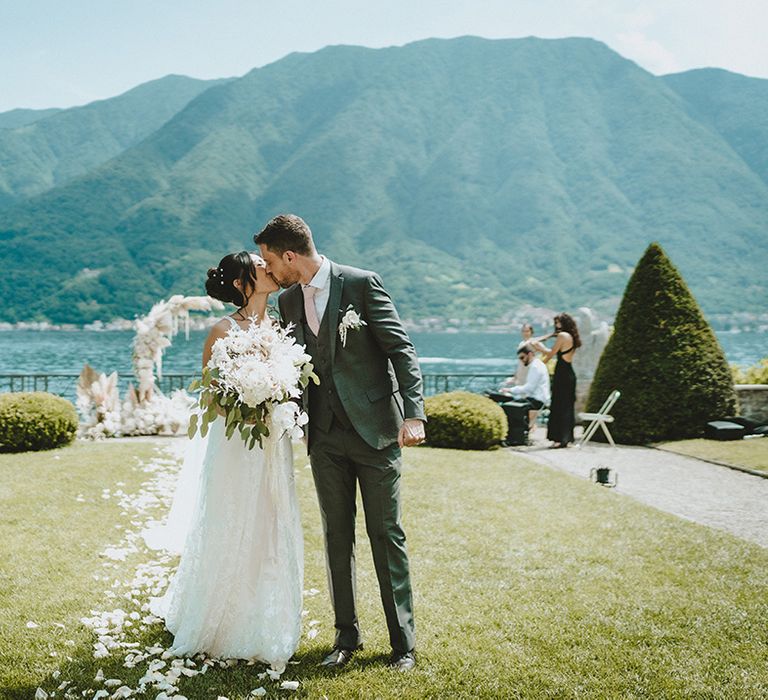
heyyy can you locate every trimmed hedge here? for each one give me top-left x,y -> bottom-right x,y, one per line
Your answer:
587,243 -> 737,444
0,392 -> 78,452
425,391 -> 507,450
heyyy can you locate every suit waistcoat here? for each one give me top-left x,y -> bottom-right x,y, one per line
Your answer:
302,308 -> 351,432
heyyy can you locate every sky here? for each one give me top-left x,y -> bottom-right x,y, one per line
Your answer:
1,0 -> 767,112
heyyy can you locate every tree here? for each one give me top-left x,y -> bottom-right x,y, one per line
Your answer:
586,243 -> 736,444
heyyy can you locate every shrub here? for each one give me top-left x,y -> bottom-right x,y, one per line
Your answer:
425,391 -> 507,450
732,358 -> 768,385
0,392 -> 78,452
587,243 -> 736,444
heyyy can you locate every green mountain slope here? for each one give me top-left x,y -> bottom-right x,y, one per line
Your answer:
0,107 -> 62,129
0,37 -> 766,323
0,75 -> 230,206
663,68 -> 768,185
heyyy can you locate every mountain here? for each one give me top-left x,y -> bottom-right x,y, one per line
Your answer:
0,108 -> 62,129
0,75 -> 231,206
0,37 -> 766,324
663,68 -> 768,185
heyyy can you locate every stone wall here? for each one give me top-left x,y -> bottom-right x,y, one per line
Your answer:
574,384 -> 768,424
736,384 -> 768,423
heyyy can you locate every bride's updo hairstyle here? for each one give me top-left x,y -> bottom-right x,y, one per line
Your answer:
206,251 -> 255,307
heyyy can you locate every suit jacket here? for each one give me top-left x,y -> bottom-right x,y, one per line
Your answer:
278,261 -> 426,450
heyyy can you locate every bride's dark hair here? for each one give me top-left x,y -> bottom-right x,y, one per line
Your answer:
205,252 -> 255,306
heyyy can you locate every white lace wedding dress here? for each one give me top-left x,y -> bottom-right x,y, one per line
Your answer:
146,400 -> 303,670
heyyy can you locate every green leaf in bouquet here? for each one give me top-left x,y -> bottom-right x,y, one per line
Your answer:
225,420 -> 238,440
187,378 -> 201,392
249,425 -> 262,450
200,417 -> 210,438
187,413 -> 199,440
240,425 -> 252,441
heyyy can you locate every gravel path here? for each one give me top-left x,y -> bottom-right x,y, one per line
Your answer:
515,430 -> 768,548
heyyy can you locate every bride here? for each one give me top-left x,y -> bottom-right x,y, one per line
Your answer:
147,251 -> 303,671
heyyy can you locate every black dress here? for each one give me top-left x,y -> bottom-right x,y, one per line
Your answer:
547,347 -> 576,445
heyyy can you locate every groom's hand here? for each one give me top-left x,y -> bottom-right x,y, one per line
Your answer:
399,418 -> 426,448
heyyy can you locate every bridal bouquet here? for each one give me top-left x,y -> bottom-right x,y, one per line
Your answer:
188,318 -> 318,449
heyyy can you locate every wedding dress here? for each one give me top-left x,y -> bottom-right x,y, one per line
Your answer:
146,368 -> 304,669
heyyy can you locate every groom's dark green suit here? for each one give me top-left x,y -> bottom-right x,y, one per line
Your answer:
278,261 -> 425,654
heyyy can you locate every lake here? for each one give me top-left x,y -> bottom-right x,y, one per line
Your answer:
0,328 -> 765,378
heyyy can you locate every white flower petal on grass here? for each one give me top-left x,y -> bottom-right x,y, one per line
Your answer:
26,621 -> 39,628
307,628 -> 319,639
279,681 -> 300,691
103,680 -> 122,688
94,669 -> 105,682
266,668 -> 281,681
35,688 -> 48,700
93,691 -> 109,700
251,689 -> 267,697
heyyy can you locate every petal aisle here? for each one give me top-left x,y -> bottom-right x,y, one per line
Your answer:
36,439 -> 306,700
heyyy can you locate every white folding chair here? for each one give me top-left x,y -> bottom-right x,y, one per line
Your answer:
578,390 -> 621,447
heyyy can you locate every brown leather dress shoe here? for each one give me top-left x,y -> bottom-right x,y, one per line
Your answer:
387,650 -> 416,672
319,645 -> 360,669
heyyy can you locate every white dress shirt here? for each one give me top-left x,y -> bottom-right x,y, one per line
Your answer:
303,256 -> 331,322
510,357 -> 551,405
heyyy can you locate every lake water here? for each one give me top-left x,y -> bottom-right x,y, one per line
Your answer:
0,328 -> 765,377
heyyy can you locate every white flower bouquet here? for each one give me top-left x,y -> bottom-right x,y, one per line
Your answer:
188,318 -> 318,449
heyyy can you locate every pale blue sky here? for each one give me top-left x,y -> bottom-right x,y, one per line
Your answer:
1,0 -> 766,112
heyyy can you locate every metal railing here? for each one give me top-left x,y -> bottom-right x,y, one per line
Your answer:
0,372 -> 199,402
0,371 -> 510,400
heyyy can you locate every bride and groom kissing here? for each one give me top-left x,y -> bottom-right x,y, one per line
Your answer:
148,214 -> 427,674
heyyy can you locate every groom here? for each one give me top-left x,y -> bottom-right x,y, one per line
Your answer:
255,214 -> 425,672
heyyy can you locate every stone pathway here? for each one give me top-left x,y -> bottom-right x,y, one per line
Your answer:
514,428 -> 768,548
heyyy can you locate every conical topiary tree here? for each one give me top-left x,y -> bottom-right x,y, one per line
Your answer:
586,242 -> 736,444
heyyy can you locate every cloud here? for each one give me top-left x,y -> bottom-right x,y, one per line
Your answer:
615,30 -> 681,74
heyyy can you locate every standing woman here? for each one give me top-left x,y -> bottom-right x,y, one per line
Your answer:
542,313 -> 581,448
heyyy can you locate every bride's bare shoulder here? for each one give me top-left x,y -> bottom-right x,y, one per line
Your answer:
206,318 -> 233,342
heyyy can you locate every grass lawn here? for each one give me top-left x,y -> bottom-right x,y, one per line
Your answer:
658,437 -> 768,474
2,439 -> 768,699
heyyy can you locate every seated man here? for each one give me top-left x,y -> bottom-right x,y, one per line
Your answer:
507,344 -> 551,432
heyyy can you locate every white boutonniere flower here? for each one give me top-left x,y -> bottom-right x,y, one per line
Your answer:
338,305 -> 367,347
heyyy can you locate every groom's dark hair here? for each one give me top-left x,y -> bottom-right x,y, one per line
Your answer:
254,214 -> 314,256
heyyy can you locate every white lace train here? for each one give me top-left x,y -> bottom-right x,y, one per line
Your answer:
147,420 -> 303,670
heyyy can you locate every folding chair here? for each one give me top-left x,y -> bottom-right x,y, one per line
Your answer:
578,390 -> 621,447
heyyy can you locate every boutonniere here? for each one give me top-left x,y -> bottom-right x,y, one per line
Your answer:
338,305 -> 367,347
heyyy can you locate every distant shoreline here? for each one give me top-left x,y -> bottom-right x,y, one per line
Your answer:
2,317 -> 767,334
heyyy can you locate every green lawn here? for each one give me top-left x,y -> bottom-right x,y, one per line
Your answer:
658,437 -> 768,474
2,439 -> 768,699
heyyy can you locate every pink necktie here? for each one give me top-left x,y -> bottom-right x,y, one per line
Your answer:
302,285 -> 320,336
